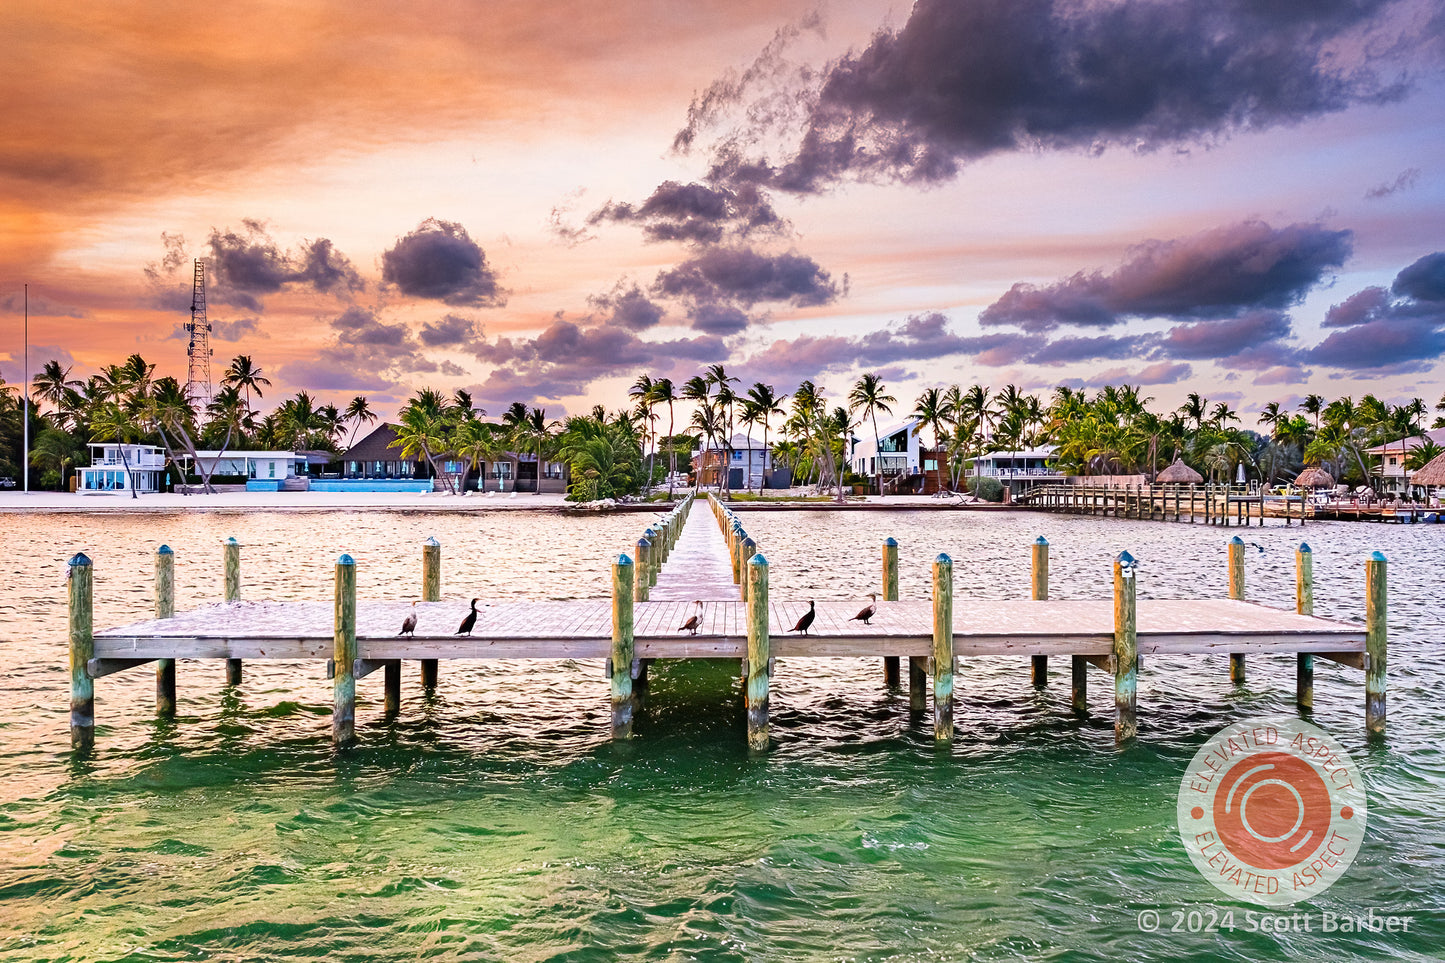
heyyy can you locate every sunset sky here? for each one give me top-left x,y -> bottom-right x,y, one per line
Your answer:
2,0 -> 1443,423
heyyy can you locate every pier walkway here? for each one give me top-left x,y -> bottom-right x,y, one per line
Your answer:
67,495 -> 1387,752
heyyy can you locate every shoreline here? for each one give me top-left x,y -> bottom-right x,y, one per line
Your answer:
0,490 -> 1009,515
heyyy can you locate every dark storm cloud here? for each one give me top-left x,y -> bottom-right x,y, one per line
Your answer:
695,0 -> 1410,193
1154,310 -> 1293,359
1308,252 -> 1445,370
588,180 -> 783,244
207,219 -> 363,309
588,285 -> 666,330
653,247 -> 839,308
418,313 -> 480,348
381,218 -> 505,307
1391,251 -> 1445,302
980,221 -> 1351,332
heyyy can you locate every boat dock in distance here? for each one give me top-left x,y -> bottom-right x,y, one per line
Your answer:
68,494 -> 1387,753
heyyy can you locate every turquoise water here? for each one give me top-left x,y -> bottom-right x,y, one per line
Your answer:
1,508 -> 1441,961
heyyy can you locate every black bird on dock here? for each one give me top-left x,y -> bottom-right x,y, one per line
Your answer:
399,601 -> 418,637
678,600 -> 703,635
789,600 -> 816,635
849,593 -> 879,626
457,598 -> 479,636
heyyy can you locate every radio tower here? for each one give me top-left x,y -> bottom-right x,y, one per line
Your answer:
184,258 -> 213,410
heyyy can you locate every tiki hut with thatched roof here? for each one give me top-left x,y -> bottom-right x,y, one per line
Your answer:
1408,450 -> 1445,489
1295,465 -> 1335,489
1156,457 -> 1203,485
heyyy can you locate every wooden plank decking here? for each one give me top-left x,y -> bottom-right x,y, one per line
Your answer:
92,597 -> 1366,663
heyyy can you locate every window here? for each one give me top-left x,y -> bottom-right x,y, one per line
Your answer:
268,461 -> 276,478
924,459 -> 938,471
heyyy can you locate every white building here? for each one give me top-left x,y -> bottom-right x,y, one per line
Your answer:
969,447 -> 1062,480
694,433 -> 781,490
190,450 -> 307,482
78,444 -> 168,494
1366,427 -> 1445,492
850,419 -> 923,480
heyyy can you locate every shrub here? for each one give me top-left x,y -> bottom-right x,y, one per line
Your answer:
966,476 -> 1005,502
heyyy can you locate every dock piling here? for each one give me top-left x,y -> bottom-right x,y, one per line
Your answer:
224,537 -> 242,685
1031,536 -> 1049,687
611,554 -> 635,739
882,538 -> 900,688
1296,543 -> 1313,711
746,553 -> 770,752
421,537 -> 440,690
68,552 -> 94,750
635,538 -> 652,602
933,554 -> 954,744
333,554 -> 357,747
1114,551 -> 1138,745
1228,536 -> 1246,683
1366,552 -> 1387,735
155,545 -> 176,718
740,536 -> 756,603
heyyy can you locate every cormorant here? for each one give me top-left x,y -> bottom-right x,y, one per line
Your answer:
457,598 -> 479,636
399,600 -> 418,637
849,593 -> 879,626
678,600 -> 703,635
789,600 -> 816,635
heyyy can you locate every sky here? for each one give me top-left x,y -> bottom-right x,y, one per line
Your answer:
2,0 -> 1444,426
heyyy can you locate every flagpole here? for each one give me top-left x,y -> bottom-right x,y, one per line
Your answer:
22,284 -> 29,494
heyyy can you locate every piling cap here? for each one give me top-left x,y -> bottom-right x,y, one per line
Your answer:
617,552 -> 633,566
424,536 -> 440,547
637,537 -> 651,548
935,552 -> 952,564
883,536 -> 898,547
338,553 -> 355,566
742,535 -> 756,547
1370,551 -> 1387,562
1034,535 -> 1048,545
1230,535 -> 1244,545
1298,542 -> 1312,554
225,537 -> 240,546
645,527 -> 657,537
68,552 -> 92,567
157,544 -> 173,555
748,552 -> 768,566
1117,550 -> 1136,564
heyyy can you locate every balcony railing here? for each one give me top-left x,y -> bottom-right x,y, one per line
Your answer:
970,467 -> 1064,478
92,455 -> 167,469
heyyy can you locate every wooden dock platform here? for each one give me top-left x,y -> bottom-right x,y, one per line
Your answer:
66,495 -> 1388,752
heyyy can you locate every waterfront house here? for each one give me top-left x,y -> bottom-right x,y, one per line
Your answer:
188,450 -> 319,491
1366,427 -> 1445,493
969,447 -> 1064,497
851,419 -> 923,483
337,423 -> 567,492
77,444 -> 167,494
693,433 -> 783,490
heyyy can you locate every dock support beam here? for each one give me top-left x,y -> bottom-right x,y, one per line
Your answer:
1031,536 -> 1048,687
421,537 -> 440,691
69,552 -> 94,751
1228,536 -> 1245,683
882,538 -> 900,688
933,554 -> 954,744
333,554 -> 357,748
746,554 -> 770,752
224,537 -> 242,685
1366,552 -> 1387,736
1114,551 -> 1138,745
1296,543 -> 1313,711
611,554 -> 636,739
156,545 -> 176,717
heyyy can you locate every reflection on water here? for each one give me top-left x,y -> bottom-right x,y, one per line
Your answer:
0,508 -> 1441,961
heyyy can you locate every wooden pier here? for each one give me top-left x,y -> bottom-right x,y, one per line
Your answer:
1017,482 -> 1303,526
68,494 -> 1387,752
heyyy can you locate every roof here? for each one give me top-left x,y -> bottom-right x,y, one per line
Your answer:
192,450 -> 303,459
1365,427 -> 1445,455
1156,457 -> 1203,484
975,447 -> 1058,460
341,424 -> 420,462
1409,450 -> 1445,486
1295,466 -> 1336,488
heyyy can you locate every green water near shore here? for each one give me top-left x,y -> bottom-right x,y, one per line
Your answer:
1,509 -> 1442,961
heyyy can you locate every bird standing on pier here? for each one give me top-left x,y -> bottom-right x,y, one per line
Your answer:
789,600 -> 816,635
457,598 -> 479,636
678,600 -> 703,635
849,593 -> 878,626
399,601 -> 418,637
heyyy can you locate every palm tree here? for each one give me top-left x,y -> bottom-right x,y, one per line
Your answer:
29,428 -> 82,489
739,398 -> 763,492
849,372 -> 896,496
89,402 -> 142,499
391,402 -> 456,493
1177,392 -> 1208,431
522,407 -> 555,495
1299,393 -> 1325,430
344,396 -> 377,448
705,364 -> 739,495
746,382 -> 786,494
222,355 -> 271,412
682,375 -> 713,489
689,401 -> 724,491
649,377 -> 679,499
629,374 -> 658,490
33,360 -> 81,413
911,387 -> 948,453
